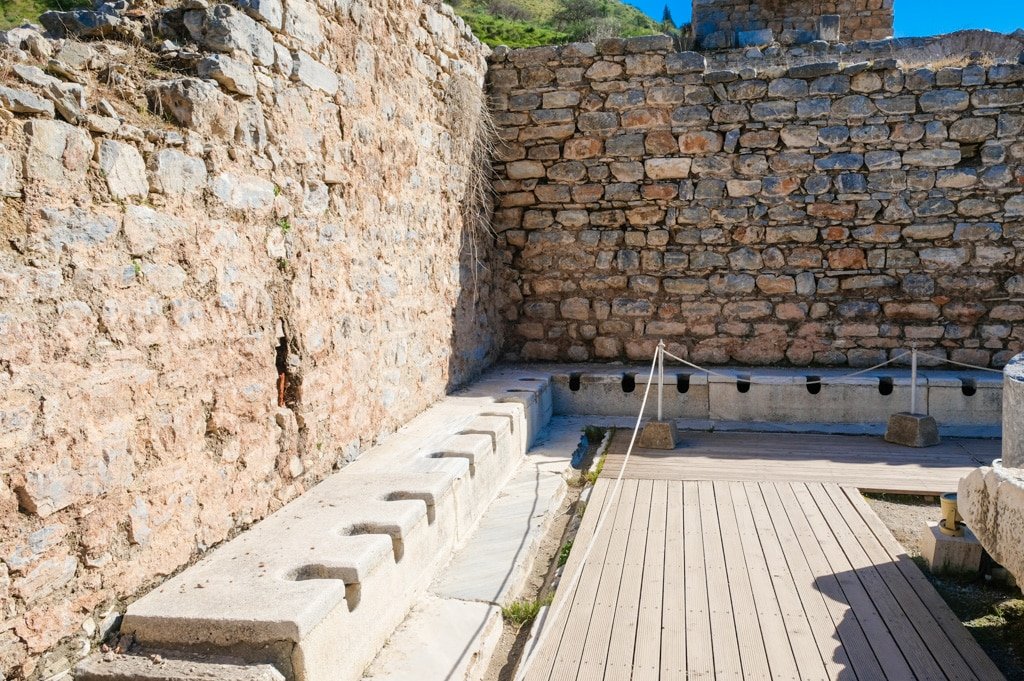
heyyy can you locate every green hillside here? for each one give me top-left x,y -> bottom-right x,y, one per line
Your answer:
2,0 -> 87,29
451,0 -> 673,48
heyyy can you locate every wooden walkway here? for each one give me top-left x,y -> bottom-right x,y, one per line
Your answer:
601,430 -> 1000,495
525,478 -> 1005,681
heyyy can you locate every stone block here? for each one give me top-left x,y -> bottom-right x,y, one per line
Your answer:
884,412 -> 940,448
184,5 -> 275,66
0,85 -> 54,116
76,653 -> 286,680
927,373 -> 1003,427
638,420 -> 681,450
736,29 -> 773,47
292,51 -> 339,94
818,15 -> 841,42
234,0 -> 283,30
787,61 -> 839,79
148,149 -> 207,196
919,521 -> 983,575
198,54 -> 257,96
960,465 -> 1024,585
701,30 -> 733,50
97,139 -> 148,199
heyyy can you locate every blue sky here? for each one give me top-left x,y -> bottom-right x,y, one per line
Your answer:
644,1 -> 1024,37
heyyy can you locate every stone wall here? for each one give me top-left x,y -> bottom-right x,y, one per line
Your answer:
0,0 -> 498,677
692,0 -> 893,47
488,35 -> 1024,367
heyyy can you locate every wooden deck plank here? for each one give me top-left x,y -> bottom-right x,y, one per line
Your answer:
520,428 -> 1006,681
841,487 -> 1008,681
743,481 -> 831,681
823,483 -> 976,680
601,479 -> 653,681
601,430 -> 997,494
659,480 -> 686,679
567,479 -> 639,681
809,483 -> 951,681
729,481 -> 802,680
757,481 -> 855,680
792,482 -> 917,681
683,481 -> 714,681
807,483 -> 945,680
775,482 -> 888,681
697,481 -> 743,679
527,479 -> 614,681
630,479 -> 667,681
711,480 -> 772,680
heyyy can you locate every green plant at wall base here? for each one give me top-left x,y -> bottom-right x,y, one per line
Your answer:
558,539 -> 573,567
584,451 -> 605,485
501,594 -> 553,625
277,218 -> 291,233
132,260 -> 142,277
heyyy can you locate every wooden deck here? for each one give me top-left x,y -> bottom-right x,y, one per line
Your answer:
526,478 -> 1005,681
601,429 -> 1000,495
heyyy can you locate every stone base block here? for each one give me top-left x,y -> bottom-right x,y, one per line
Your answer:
920,521 -> 983,575
959,463 -> 1024,586
884,412 -> 940,447
737,29 -> 773,47
818,14 -> 841,41
638,420 -> 680,450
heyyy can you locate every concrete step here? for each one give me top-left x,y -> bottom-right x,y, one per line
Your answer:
76,652 -> 285,681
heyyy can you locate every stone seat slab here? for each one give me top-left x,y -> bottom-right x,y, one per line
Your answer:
76,652 -> 286,681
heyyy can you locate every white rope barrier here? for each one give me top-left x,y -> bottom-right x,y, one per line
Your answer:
661,349 -> 911,386
660,348 -> 1007,385
514,348 -> 660,681
916,354 -> 1005,374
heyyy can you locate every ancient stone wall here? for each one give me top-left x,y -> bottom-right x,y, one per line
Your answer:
488,35 -> 1024,367
692,0 -> 894,46
0,0 -> 498,677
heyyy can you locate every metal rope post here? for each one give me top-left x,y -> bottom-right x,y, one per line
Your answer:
657,339 -> 665,422
911,344 -> 918,415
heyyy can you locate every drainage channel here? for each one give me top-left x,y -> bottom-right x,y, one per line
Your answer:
481,427 -> 612,681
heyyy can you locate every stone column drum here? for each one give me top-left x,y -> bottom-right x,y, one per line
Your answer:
958,352 -> 1024,584
1004,353 -> 1024,468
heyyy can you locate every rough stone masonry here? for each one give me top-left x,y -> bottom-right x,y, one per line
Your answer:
0,0 -> 499,677
489,33 -> 1024,367
691,0 -> 894,48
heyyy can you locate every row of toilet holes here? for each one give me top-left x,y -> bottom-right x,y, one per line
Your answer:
567,373 -> 979,397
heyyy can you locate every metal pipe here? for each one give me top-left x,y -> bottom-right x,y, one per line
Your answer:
939,492 -> 963,537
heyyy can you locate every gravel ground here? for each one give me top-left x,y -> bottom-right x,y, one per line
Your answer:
863,492 -> 941,557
